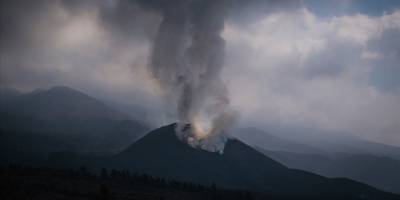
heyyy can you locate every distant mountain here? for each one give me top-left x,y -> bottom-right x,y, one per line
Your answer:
350,140 -> 400,161
0,86 -> 148,162
235,127 -> 400,161
310,138 -> 400,161
1,86 -> 128,121
0,87 -> 21,103
105,123 -> 399,199
105,100 -> 149,124
257,147 -> 400,194
270,126 -> 400,161
233,127 -> 324,154
233,127 -> 400,194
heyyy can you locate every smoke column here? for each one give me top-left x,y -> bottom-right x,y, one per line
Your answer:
148,0 -> 235,151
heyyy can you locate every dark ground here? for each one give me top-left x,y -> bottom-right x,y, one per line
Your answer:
0,165 -> 258,200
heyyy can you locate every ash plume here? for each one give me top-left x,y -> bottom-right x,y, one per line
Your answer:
147,0 -> 236,151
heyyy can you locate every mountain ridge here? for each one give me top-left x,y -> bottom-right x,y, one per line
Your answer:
3,86 -> 129,121
109,123 -> 399,199
256,146 -> 400,194
0,86 -> 148,160
233,127 -> 325,154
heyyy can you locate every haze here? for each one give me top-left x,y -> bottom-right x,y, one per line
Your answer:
1,0 -> 399,146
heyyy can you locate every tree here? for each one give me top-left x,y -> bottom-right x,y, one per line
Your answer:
101,168 -> 109,180
210,181 -> 217,191
100,183 -> 110,200
111,169 -> 118,178
79,166 -> 87,176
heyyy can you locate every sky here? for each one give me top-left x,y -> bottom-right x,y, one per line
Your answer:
1,0 -> 399,146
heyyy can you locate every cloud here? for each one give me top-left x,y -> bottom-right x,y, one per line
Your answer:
223,8 -> 400,145
303,0 -> 400,17
0,0 -> 160,104
0,0 -> 399,145
366,28 -> 400,91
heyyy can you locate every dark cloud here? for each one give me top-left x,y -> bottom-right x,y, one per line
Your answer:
98,0 -> 161,42
0,0 -> 49,51
368,28 -> 400,55
226,0 -> 301,26
302,38 -> 362,78
223,8 -> 400,145
1,0 -> 399,146
304,0 -> 400,17
367,28 -> 400,91
0,0 -> 302,150
0,0 -> 151,87
0,0 -> 302,98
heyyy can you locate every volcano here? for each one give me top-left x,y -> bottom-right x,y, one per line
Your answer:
112,123 -> 399,199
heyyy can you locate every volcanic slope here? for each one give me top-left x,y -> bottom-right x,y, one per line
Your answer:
114,123 -> 399,199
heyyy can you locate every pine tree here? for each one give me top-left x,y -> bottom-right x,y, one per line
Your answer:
101,168 -> 109,180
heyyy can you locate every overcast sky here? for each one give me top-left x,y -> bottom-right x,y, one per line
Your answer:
1,0 -> 399,146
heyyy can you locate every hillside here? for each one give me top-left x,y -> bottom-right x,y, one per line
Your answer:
257,147 -> 400,194
109,123 -> 399,199
0,86 -> 147,162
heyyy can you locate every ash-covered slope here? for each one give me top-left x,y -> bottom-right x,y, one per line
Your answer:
113,123 -> 399,199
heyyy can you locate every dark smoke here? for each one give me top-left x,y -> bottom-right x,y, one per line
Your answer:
147,0 -> 235,151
